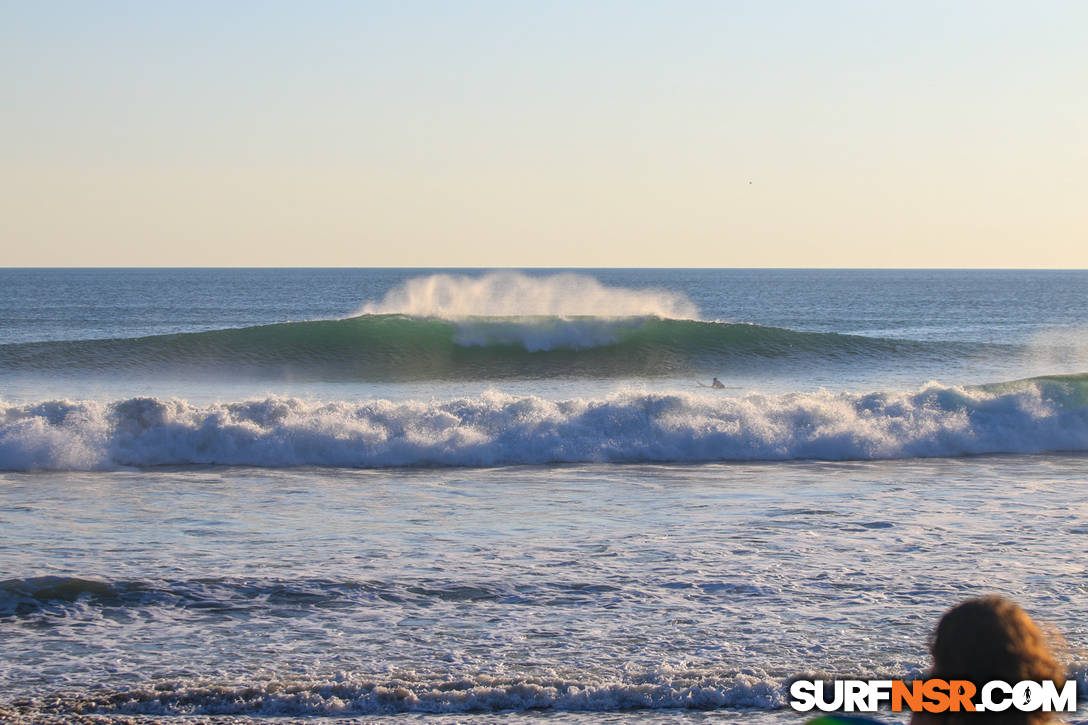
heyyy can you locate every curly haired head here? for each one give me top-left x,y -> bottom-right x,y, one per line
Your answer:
928,596 -> 1064,725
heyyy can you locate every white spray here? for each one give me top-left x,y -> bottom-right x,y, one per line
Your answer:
356,272 -> 700,320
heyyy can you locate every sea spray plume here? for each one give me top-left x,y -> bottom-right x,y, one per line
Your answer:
1023,326 -> 1088,379
1,375 -> 1086,470
356,272 -> 700,319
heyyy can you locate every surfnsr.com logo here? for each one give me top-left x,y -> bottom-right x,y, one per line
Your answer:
789,679 -> 1077,713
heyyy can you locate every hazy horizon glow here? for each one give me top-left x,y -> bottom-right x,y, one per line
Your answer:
2,1 -> 1086,268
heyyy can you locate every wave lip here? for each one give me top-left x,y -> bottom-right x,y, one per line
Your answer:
0,574 -> 781,620
0,575 -> 625,619
0,315 -> 967,381
0,575 -> 354,619
2,375 -> 1085,471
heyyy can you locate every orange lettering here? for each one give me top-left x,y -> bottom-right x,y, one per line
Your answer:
948,680 -> 976,712
892,680 -> 925,712
922,679 -> 950,713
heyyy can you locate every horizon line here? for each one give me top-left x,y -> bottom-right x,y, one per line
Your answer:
3,266 -> 1087,272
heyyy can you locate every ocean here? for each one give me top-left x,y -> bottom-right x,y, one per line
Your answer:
1,268 -> 1086,724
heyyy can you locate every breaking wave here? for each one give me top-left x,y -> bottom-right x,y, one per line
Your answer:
8,666 -> 1087,718
5,668 -> 788,717
0,273 -> 1016,381
0,574 -> 763,619
2,375 -> 1085,471
0,315 -> 976,381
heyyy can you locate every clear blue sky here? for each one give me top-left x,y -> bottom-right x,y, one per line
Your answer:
2,0 -> 1085,266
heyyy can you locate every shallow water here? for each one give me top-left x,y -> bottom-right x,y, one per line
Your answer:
2,457 -> 1086,722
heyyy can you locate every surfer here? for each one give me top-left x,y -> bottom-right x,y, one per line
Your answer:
711,377 -> 725,389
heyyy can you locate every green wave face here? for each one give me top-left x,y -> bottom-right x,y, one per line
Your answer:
974,372 -> 1088,407
0,314 -> 980,382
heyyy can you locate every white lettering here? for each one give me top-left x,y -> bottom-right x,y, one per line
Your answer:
1040,680 -> 1077,713
1012,681 -> 1043,711
843,681 -> 867,712
789,680 -> 817,712
982,680 -> 1012,712
815,680 -> 844,712
867,680 -> 893,711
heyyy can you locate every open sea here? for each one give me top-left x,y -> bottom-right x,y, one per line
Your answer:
1,268 -> 1086,724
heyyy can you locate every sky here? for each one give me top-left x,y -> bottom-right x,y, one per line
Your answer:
1,0 -> 1085,268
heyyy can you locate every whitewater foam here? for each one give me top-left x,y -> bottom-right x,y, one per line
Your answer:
10,668 -> 789,717
2,377 -> 1085,471
356,272 -> 700,320
10,665 -> 1086,718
